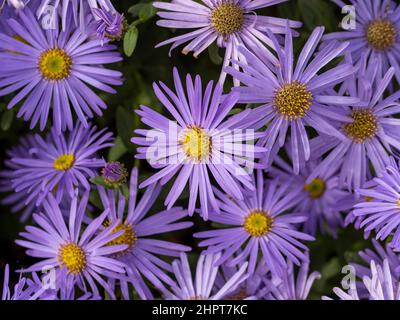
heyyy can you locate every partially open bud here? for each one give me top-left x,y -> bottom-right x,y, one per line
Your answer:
93,8 -> 126,43
101,161 -> 128,188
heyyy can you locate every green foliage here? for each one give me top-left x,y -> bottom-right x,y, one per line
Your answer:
123,26 -> 139,57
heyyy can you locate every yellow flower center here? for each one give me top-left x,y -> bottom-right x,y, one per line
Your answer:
211,3 -> 244,36
54,154 -> 75,171
104,221 -> 137,255
304,178 -> 326,199
180,126 -> 212,162
244,210 -> 273,237
366,19 -> 397,50
38,48 -> 72,80
58,243 -> 86,274
273,81 -> 313,120
343,110 -> 378,143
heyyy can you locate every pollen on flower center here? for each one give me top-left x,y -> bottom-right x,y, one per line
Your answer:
104,221 -> 137,254
273,81 -> 313,120
343,110 -> 378,143
38,48 -> 72,80
58,243 -> 87,274
54,153 -> 75,171
211,3 -> 244,36
366,19 -> 397,50
244,210 -> 273,237
304,178 -> 326,199
180,126 -> 212,162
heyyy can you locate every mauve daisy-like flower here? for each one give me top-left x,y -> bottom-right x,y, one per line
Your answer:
98,167 -> 193,300
323,0 -> 400,85
132,68 -> 266,219
49,269 -> 101,300
351,158 -> 400,251
0,135 -> 39,222
194,170 -> 314,276
15,192 -> 128,299
10,123 -> 113,206
226,26 -> 357,173
36,0 -> 118,30
92,7 -> 125,43
0,8 -> 123,132
264,259 -> 320,300
3,0 -> 26,10
271,152 -> 354,237
353,239 -> 400,280
324,259 -> 400,300
214,259 -> 269,300
2,264 -> 48,300
307,58 -> 400,191
153,0 -> 301,85
101,161 -> 128,188
161,252 -> 249,300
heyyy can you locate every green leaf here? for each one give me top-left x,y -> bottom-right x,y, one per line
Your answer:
208,43 -> 223,65
88,189 -> 103,210
121,184 -> 130,200
128,3 -> 145,17
90,176 -> 124,190
123,26 -> 139,57
321,257 -> 341,280
1,110 -> 14,131
128,3 -> 156,21
139,3 -> 156,21
108,136 -> 128,161
90,176 -> 109,188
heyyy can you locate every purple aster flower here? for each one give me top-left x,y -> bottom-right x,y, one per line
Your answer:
161,252 -> 249,300
153,0 -> 301,85
194,170 -> 314,276
49,268 -> 101,300
15,191 -> 128,300
353,239 -> 400,280
92,7 -> 125,44
351,158 -> 400,251
264,259 -> 320,300
307,56 -> 400,191
2,265 -> 49,300
101,161 -> 128,188
10,123 -> 113,206
0,8 -> 123,133
0,135 -> 39,222
98,167 -> 193,300
214,258 -> 269,300
323,0 -> 400,85
132,68 -> 266,220
2,0 -> 26,10
324,259 -> 400,300
36,0 -> 118,30
271,151 -> 354,237
226,26 -> 357,173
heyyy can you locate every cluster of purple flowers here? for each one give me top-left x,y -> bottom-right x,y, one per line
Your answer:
1,0 -> 400,301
